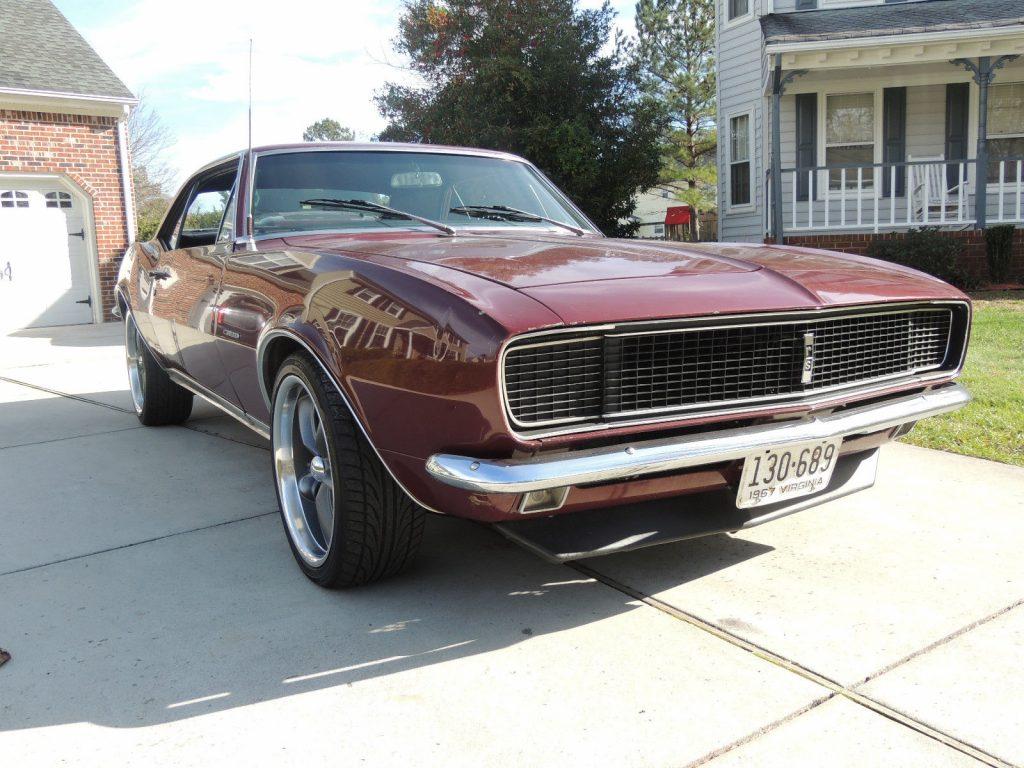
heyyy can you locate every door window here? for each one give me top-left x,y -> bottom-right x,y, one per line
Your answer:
181,191 -> 229,241
163,162 -> 239,249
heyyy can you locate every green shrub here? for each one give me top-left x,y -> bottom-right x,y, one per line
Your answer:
866,228 -> 974,289
984,224 -> 1015,284
135,210 -> 164,242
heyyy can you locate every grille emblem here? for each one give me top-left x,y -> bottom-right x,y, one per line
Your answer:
801,332 -> 815,384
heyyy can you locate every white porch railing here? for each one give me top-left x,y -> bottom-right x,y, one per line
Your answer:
766,157 -> 1024,237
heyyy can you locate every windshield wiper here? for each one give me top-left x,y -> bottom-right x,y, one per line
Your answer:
300,198 -> 456,236
450,205 -> 587,236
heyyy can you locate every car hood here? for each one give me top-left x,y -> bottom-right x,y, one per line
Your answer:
284,233 -> 965,326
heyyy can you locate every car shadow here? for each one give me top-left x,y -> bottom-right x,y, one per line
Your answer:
4,323 -> 123,347
0,386 -> 774,732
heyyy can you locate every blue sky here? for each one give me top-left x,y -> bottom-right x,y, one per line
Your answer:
56,0 -> 637,189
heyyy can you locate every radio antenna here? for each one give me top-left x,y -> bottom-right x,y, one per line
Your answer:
245,38 -> 255,245
247,38 -> 253,155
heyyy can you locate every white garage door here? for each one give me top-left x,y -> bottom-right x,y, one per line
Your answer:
0,179 -> 94,330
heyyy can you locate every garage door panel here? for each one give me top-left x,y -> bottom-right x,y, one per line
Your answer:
0,183 -> 94,330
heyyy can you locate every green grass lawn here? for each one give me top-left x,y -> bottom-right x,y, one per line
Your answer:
903,291 -> 1024,466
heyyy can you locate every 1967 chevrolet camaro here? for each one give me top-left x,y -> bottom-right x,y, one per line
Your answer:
116,143 -> 972,587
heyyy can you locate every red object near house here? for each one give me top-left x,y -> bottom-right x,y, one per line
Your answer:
665,205 -> 692,226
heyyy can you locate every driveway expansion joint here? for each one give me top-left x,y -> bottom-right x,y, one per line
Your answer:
853,598 -> 1024,688
0,511 -> 278,579
0,375 -> 134,414
0,425 -> 144,453
571,562 -> 1013,768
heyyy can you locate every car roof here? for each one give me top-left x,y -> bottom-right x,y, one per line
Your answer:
251,142 -> 525,162
197,142 -> 527,171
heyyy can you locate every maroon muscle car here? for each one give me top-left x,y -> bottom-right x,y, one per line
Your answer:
115,143 -> 971,588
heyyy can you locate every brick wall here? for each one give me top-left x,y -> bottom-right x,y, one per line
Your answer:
772,229 -> 1024,285
0,109 -> 130,320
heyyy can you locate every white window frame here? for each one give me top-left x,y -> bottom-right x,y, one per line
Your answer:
722,0 -> 752,30
726,108 -> 756,212
817,88 -> 883,199
353,287 -> 380,304
986,79 -> 1024,189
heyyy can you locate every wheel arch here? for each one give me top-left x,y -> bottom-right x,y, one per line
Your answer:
257,326 -> 443,515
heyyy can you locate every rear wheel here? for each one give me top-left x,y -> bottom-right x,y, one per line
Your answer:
125,313 -> 193,426
271,353 -> 424,588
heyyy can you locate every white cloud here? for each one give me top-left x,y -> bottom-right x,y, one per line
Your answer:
68,0 -> 637,186
74,0 -> 410,184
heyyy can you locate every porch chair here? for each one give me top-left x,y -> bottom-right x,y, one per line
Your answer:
908,154 -> 970,224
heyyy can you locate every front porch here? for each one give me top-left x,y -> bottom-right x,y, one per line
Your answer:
770,156 -> 1024,236
762,6 -> 1024,242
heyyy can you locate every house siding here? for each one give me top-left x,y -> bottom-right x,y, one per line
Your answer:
0,109 -> 130,320
718,0 -> 1024,244
716,0 -> 768,242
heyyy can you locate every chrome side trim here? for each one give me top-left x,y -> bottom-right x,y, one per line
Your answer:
166,369 -> 271,439
427,384 -> 970,494
497,300 -> 971,437
256,328 -> 444,515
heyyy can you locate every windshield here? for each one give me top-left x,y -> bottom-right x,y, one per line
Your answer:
251,150 -> 596,237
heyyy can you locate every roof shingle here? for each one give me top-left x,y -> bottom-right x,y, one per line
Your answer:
0,0 -> 133,99
762,0 -> 1024,46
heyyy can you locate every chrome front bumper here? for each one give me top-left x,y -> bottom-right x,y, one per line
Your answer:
425,384 -> 970,494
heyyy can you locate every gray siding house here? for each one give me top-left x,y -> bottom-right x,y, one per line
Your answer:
715,0 -> 1024,244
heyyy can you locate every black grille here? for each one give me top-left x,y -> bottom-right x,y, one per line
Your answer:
503,307 -> 958,428
504,337 -> 604,425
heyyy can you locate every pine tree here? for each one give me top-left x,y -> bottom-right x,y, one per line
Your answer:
376,0 -> 665,235
634,0 -> 717,213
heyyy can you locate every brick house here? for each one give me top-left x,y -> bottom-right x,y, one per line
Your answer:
0,0 -> 136,330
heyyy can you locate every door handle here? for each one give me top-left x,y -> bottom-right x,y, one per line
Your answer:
147,268 -> 171,280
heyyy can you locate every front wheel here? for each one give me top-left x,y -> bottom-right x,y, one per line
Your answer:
125,313 -> 193,426
271,353 -> 424,588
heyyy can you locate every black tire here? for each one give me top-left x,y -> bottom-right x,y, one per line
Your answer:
125,314 -> 194,426
271,353 -> 425,588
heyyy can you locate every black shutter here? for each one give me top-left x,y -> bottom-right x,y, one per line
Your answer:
795,93 -> 817,201
883,87 -> 907,198
945,83 -> 969,189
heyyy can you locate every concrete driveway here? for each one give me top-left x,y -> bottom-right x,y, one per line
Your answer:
1,323 -> 1022,768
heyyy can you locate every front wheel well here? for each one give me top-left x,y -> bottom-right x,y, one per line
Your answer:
260,335 -> 306,405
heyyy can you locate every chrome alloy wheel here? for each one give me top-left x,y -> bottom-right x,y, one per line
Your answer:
273,374 -> 336,567
125,314 -> 146,414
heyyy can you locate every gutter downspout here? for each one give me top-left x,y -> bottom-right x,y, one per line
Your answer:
117,105 -> 136,244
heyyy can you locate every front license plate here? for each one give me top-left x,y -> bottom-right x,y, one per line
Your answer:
736,438 -> 842,509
